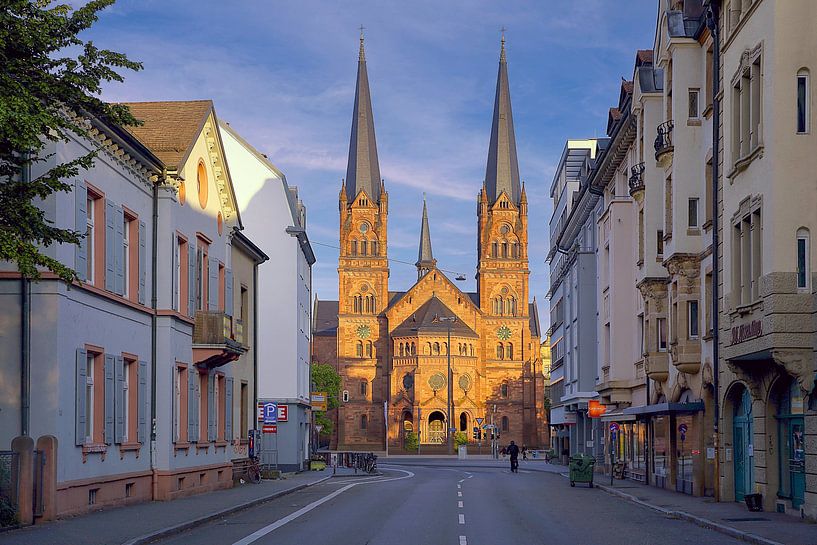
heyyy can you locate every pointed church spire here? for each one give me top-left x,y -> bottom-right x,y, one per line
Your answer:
416,195 -> 436,279
345,29 -> 382,204
484,34 -> 521,205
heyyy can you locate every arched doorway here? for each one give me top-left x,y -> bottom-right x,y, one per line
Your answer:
428,411 -> 446,444
771,376 -> 805,509
459,412 -> 468,432
732,386 -> 754,502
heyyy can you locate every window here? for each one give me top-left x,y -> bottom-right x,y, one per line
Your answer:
85,352 -> 96,443
174,236 -> 187,312
371,241 -> 378,256
351,240 -> 358,256
688,89 -> 700,119
797,228 -> 810,290
195,240 -> 208,312
657,318 -> 668,352
491,241 -> 498,258
705,159 -> 713,224
657,230 -> 664,256
688,300 -> 700,339
197,160 -> 208,209
705,273 -> 713,335
240,286 -> 248,325
240,382 -> 248,440
122,216 -> 130,298
505,343 -> 513,360
356,341 -> 363,358
496,343 -> 503,360
797,70 -> 809,134
638,210 -> 644,263
86,194 -> 99,284
664,176 -> 673,236
360,381 -> 367,397
501,416 -> 509,431
500,383 -> 508,398
411,342 -> 416,355
360,414 -> 367,430
213,374 -> 220,439
502,242 -> 508,258
433,342 -> 440,355
366,341 -> 373,358
732,207 -> 762,306
217,263 -> 225,311
122,358 -> 137,443
688,198 -> 699,228
732,54 -> 763,164
361,240 -> 368,256
198,372 -> 208,443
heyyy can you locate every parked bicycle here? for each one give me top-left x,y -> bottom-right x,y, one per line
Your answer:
363,453 -> 377,474
247,455 -> 262,484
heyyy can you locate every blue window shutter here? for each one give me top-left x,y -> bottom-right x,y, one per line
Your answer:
105,200 -> 116,292
188,244 -> 196,316
138,360 -> 147,443
208,257 -> 219,311
75,181 -> 88,281
104,354 -> 115,444
115,356 -> 125,444
224,269 -> 234,317
114,206 -> 124,295
172,235 -> 179,311
75,348 -> 87,446
225,377 -> 233,442
207,373 -> 216,441
138,221 -> 147,305
188,368 -> 198,441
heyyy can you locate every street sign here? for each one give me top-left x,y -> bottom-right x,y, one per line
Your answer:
263,402 -> 278,424
475,417 -> 484,426
609,422 -> 620,433
262,424 -> 277,434
257,402 -> 288,422
311,391 -> 328,411
679,422 -> 688,442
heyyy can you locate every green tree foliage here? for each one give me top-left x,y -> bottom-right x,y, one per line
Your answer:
454,431 -> 468,447
403,431 -> 418,452
311,362 -> 340,436
0,0 -> 142,281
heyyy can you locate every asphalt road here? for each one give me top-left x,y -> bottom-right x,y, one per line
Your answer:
149,459 -> 745,545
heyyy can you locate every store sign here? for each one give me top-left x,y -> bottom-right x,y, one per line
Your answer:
588,400 -> 607,418
730,320 -> 762,345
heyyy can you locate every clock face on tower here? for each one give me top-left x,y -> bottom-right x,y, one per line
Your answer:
356,324 -> 371,339
497,325 -> 512,340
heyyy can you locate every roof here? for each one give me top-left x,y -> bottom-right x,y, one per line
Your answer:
313,300 -> 339,337
635,49 -> 654,66
232,231 -> 269,264
391,296 -> 479,338
637,66 -> 664,94
528,300 -> 541,338
122,100 -> 213,169
417,197 -> 434,266
484,38 -> 521,206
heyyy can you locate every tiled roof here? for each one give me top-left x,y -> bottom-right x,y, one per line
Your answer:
313,300 -> 339,337
122,100 -> 213,169
636,50 -> 654,66
391,296 -> 479,339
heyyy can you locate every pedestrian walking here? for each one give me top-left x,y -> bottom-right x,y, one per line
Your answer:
522,445 -> 528,460
500,446 -> 507,458
507,441 -> 520,473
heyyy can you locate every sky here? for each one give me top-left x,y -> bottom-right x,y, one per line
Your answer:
88,0 -> 659,326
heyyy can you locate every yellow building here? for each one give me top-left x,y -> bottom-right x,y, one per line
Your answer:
313,36 -> 547,451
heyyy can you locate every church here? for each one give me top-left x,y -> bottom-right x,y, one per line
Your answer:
312,35 -> 548,452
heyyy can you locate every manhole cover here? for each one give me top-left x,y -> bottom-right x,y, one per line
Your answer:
722,517 -> 770,522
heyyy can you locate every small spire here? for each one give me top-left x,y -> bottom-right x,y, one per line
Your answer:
416,195 -> 436,279
500,26 -> 507,63
359,24 -> 366,61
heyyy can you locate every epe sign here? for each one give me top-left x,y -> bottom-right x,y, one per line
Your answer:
256,402 -> 288,422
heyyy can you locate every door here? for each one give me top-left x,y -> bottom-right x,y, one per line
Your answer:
780,417 -> 805,508
733,388 -> 753,501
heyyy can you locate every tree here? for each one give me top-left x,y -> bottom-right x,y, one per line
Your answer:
0,0 -> 142,282
311,362 -> 341,437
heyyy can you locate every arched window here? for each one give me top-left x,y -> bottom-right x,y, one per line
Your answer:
426,342 -> 432,355
797,228 -> 810,290
506,343 -> 513,360
433,342 -> 440,355
361,240 -> 368,256
502,242 -> 508,258
366,341 -> 373,357
356,341 -> 363,357
459,412 -> 468,432
411,342 -> 416,355
371,241 -> 378,256
360,414 -> 368,430
469,344 -> 474,357
511,242 -> 519,258
399,343 -> 405,356
797,69 -> 810,134
351,240 -> 358,256
501,416 -> 509,431
360,381 -> 367,396
443,342 -> 448,355
342,390 -> 349,402
501,383 -> 509,398
492,241 -> 498,258
496,343 -> 504,359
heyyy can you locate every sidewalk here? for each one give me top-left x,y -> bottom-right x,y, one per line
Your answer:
588,473 -> 815,545
0,469 -> 359,545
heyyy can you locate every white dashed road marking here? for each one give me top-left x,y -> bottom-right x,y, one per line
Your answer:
459,536 -> 467,545
457,484 -> 461,489
458,514 -> 466,524
458,501 -> 463,508
458,491 -> 462,497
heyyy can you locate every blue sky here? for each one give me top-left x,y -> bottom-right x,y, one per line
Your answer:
90,0 -> 658,321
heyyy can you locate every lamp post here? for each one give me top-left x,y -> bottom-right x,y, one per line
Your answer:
435,315 -> 457,455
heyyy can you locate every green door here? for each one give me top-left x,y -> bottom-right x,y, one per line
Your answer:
733,388 -> 753,502
776,379 -> 805,509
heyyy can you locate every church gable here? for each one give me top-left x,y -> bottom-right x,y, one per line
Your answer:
386,268 -> 481,336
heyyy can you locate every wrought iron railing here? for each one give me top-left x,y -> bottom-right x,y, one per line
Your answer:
654,120 -> 674,159
628,162 -> 645,196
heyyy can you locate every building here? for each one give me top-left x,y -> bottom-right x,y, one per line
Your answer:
312,35 -> 547,452
715,0 -> 817,518
0,99 -> 266,518
547,139 -> 603,462
219,120 -> 315,472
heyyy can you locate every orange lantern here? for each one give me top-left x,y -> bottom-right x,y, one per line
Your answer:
588,400 -> 607,418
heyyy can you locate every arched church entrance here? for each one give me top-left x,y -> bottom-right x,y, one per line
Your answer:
428,411 -> 446,444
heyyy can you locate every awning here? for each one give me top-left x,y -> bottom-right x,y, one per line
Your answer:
599,409 -> 637,422
622,401 -> 705,417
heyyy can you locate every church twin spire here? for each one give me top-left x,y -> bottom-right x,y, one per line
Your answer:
416,195 -> 436,279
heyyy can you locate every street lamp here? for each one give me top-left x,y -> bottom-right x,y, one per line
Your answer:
434,315 -> 457,455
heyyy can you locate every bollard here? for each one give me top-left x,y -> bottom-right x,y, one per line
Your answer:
35,435 -> 58,521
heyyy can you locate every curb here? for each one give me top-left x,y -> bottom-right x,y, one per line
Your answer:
594,483 -> 784,545
120,475 -> 333,545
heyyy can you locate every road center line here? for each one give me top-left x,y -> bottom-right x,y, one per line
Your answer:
458,491 -> 462,497
230,469 -> 414,545
458,501 -> 463,508
459,536 -> 467,545
457,484 -> 461,489
458,478 -> 465,483
458,513 -> 466,524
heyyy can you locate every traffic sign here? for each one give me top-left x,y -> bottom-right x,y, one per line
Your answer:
257,402 -> 288,422
262,424 -> 277,434
475,417 -> 484,426
678,423 -> 688,433
609,422 -> 620,433
263,402 -> 278,424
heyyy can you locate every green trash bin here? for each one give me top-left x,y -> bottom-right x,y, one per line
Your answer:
569,454 -> 596,487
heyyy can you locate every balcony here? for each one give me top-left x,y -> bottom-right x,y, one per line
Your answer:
654,120 -> 674,166
192,311 -> 247,368
644,351 -> 669,382
628,162 -> 645,201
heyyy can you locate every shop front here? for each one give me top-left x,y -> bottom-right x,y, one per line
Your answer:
600,411 -> 647,483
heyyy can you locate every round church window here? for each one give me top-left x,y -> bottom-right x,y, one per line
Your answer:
428,372 -> 446,391
458,374 -> 472,392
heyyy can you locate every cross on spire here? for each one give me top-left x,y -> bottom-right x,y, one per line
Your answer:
500,26 -> 507,62
359,24 -> 366,60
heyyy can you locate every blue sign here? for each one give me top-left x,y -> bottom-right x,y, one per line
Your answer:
263,402 -> 278,424
609,422 -> 620,433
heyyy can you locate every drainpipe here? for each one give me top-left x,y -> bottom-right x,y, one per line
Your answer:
706,1 -> 722,502
20,153 -> 31,437
253,258 -> 259,435
150,173 -> 160,499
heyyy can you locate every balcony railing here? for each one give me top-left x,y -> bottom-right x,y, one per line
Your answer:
193,311 -> 244,346
628,162 -> 645,198
654,120 -> 674,161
